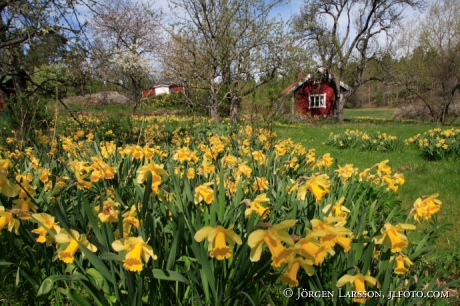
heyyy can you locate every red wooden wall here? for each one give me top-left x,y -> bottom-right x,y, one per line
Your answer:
294,81 -> 335,116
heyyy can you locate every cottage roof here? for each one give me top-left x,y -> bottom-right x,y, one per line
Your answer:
280,68 -> 350,97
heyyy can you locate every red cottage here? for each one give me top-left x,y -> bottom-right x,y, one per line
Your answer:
281,71 -> 349,116
142,77 -> 184,98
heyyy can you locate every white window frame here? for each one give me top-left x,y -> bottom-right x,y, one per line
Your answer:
309,94 -> 326,109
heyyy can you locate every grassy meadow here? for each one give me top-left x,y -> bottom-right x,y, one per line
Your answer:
0,104 -> 459,305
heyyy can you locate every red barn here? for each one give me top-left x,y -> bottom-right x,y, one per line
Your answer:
280,71 -> 349,116
142,78 -> 184,98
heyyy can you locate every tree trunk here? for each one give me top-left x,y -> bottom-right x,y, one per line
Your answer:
210,96 -> 220,122
332,75 -> 345,123
230,97 -> 240,123
334,93 -> 346,123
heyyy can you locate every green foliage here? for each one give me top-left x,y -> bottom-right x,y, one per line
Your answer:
4,92 -> 53,138
32,64 -> 73,98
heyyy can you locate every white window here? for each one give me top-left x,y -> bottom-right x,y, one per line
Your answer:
309,94 -> 326,108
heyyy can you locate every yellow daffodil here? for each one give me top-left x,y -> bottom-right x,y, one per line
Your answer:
294,229 -> 332,265
187,168 -> 195,179
307,174 -> 331,203
173,147 -> 191,162
122,205 -> 140,237
410,193 -> 442,221
336,272 -> 380,304
136,163 -> 168,183
278,255 -> 315,287
12,198 -> 38,220
248,220 -> 296,267
243,194 -> 270,219
335,164 -> 356,183
31,213 -> 60,246
112,236 -> 157,272
315,153 -> 333,169
40,169 -> 51,183
198,157 -> 215,177
0,174 -> 19,197
377,160 -> 391,176
359,168 -> 371,182
0,206 -> 20,235
322,197 -> 350,218
194,182 -> 215,204
90,170 -> 103,182
252,150 -> 267,166
311,217 -> 352,252
235,162 -> 252,179
96,198 -> 120,223
392,254 -> 413,275
305,149 -> 316,166
252,177 -> 269,191
221,155 -> 238,168
373,223 -> 416,253
55,229 -> 97,264
296,184 -> 308,201
194,224 -> 242,260
75,172 -> 92,190
0,159 -> 13,172
136,162 -> 168,194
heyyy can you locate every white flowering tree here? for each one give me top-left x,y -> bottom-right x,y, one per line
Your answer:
89,0 -> 163,109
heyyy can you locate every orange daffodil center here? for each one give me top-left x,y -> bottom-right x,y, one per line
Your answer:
112,236 -> 157,272
194,225 -> 242,260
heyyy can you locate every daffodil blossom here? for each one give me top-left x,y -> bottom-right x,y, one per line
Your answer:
278,255 -> 315,287
336,272 -> 380,304
55,229 -> 97,264
248,220 -> 296,267
373,223 -> 416,253
31,213 -> 60,246
194,224 -> 242,260
112,236 -> 157,272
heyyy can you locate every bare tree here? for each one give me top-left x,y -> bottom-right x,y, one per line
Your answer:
385,0 -> 460,123
291,0 -> 425,122
163,0 -> 287,122
89,0 -> 163,109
